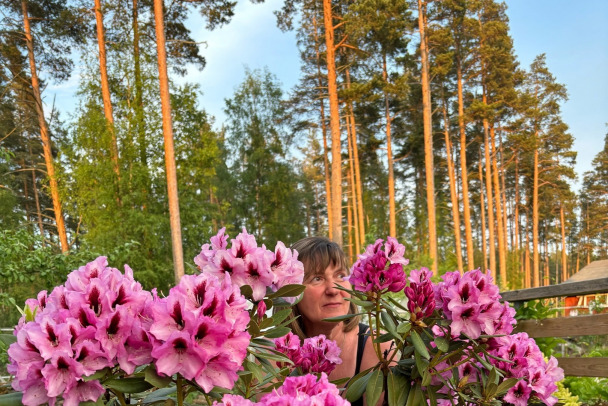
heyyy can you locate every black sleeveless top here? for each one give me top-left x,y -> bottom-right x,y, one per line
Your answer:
351,323 -> 370,406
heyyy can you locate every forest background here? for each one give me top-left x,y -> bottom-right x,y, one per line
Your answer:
1,0 -> 607,329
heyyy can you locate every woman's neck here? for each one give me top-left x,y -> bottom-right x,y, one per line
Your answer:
303,321 -> 344,340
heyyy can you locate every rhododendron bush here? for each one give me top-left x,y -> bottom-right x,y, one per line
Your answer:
0,231 -> 562,406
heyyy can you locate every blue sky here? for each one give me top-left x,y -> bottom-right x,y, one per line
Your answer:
48,0 -> 607,188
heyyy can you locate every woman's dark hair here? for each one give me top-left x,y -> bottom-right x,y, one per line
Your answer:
287,237 -> 360,339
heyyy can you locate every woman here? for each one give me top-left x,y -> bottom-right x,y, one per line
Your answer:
289,237 -> 391,406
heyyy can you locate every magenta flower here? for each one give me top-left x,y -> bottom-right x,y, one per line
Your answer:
273,332 -> 342,375
8,257 -> 153,405
152,330 -> 205,379
350,238 -> 407,294
404,268 -> 435,322
503,380 -> 532,406
194,228 -> 304,303
259,373 -> 350,406
214,394 -> 257,406
62,380 -> 104,406
148,272 -> 250,391
434,269 -> 512,339
41,352 -> 84,397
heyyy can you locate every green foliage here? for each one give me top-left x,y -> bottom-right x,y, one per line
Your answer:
0,228 -> 135,326
514,299 -> 564,357
563,376 -> 608,404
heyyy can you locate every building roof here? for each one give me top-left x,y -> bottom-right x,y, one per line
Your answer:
564,259 -> 608,283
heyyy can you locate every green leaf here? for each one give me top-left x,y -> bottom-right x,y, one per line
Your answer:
495,378 -> 519,396
387,370 -> 409,406
104,376 -> 154,393
366,369 -> 384,406
433,336 -> 448,353
83,367 -> 111,381
250,337 -> 275,347
373,332 -> 396,343
0,392 -> 23,406
485,382 -> 498,398
263,326 -> 291,338
405,384 -> 422,406
345,371 -> 372,402
323,312 -> 367,322
346,297 -> 375,308
0,334 -> 17,346
270,308 -> 293,326
144,365 -> 172,388
410,330 -> 430,360
253,350 -> 292,364
240,285 -> 254,298
396,322 -> 411,335
142,387 -> 177,404
244,360 -> 264,382
267,284 -> 306,299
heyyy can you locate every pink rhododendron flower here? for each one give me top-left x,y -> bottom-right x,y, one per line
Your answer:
214,394 -> 257,406
148,272 -> 250,392
8,257 -> 153,406
260,373 -> 350,406
194,228 -> 304,302
488,333 -> 563,405
273,332 -> 342,374
404,268 -> 435,322
349,237 -> 407,294
433,269 -> 515,339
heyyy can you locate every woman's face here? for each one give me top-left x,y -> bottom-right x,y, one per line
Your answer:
297,263 -> 351,327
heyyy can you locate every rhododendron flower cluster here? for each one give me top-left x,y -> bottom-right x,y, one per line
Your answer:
148,272 -> 251,392
273,332 -> 342,374
433,269 -> 516,339
488,333 -> 563,406
404,267 -> 435,322
349,237 -> 408,293
194,228 -> 304,302
214,374 -> 350,406
7,257 -> 152,406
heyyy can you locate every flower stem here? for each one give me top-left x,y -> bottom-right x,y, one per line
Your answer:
374,294 -> 384,364
177,374 -> 184,406
112,390 -> 128,406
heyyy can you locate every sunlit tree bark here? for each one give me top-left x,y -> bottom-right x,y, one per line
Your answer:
322,0 -> 343,246
153,0 -> 184,281
21,0 -> 68,252
418,0 -> 437,272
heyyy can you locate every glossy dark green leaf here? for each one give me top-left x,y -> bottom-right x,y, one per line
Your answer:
323,312 -> 366,322
366,369 -> 384,406
0,392 -> 23,406
345,371 -> 372,402
495,378 -> 519,396
387,370 -> 409,406
410,330 -> 430,359
104,376 -> 153,393
267,284 -> 306,299
263,326 -> 291,338
433,336 -> 448,353
144,365 -> 172,388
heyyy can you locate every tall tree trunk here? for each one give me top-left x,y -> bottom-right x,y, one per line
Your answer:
21,0 -> 68,253
442,95 -> 463,273
347,169 -> 354,262
132,0 -> 147,167
29,143 -> 44,240
457,59 -> 475,271
322,0 -> 342,246
532,145 -> 540,287
418,0 -> 438,272
153,0 -> 184,281
346,108 -> 360,254
94,0 -> 121,187
479,149 -> 488,272
560,204 -> 567,283
345,68 -> 364,245
383,53 -> 397,237
482,118 -> 496,281
490,127 -> 507,287
312,12 -> 332,239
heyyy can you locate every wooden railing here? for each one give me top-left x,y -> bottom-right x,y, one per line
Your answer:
501,277 -> 608,378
